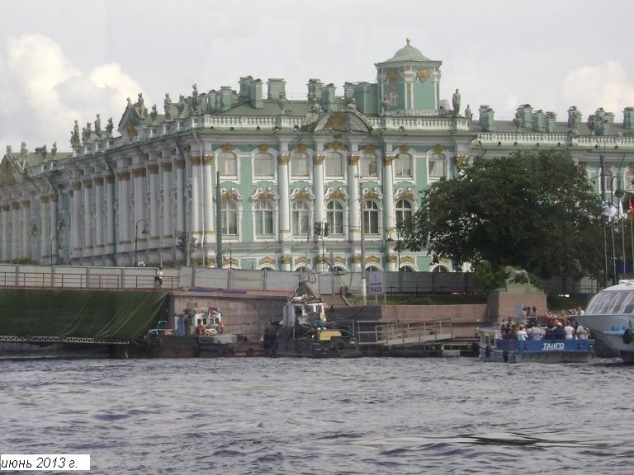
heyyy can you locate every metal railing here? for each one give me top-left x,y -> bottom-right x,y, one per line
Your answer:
354,319 -> 453,347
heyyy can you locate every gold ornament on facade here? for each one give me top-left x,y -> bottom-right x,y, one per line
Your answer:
41,196 -> 50,204
385,155 -> 395,165
454,155 -> 469,168
416,69 -> 430,82
295,256 -> 308,266
82,179 -> 93,188
258,144 -> 269,152
432,145 -> 445,154
22,200 -> 31,208
351,255 -> 361,264
293,144 -> 307,153
348,155 -> 360,165
387,255 -> 397,264
627,163 -> 634,172
292,189 -> 311,201
221,189 -> 240,202
332,133 -> 342,140
190,156 -> 202,166
132,168 -> 146,178
330,188 -> 346,200
280,255 -> 292,265
399,145 -> 410,153
161,162 -> 172,172
278,154 -> 290,165
259,256 -> 275,266
314,154 -> 326,165
105,175 -> 115,184
126,123 -> 138,138
221,144 -> 235,153
72,181 -> 82,190
174,159 -> 185,169
386,69 -> 401,82
324,113 -> 349,131
11,202 -> 20,210
577,161 -> 587,170
401,256 -> 415,264
202,155 -> 214,166
147,164 -> 159,174
366,256 -> 380,265
363,145 -> 378,154
326,141 -> 345,151
365,189 -> 380,200
94,177 -> 104,186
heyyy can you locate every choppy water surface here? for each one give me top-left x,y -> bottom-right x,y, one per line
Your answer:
1,357 -> 633,474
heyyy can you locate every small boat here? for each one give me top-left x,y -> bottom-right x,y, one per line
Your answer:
576,280 -> 634,363
263,289 -> 362,358
477,326 -> 594,363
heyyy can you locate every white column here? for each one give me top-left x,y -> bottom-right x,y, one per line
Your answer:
349,161 -> 360,245
40,196 -> 50,263
105,175 -> 115,261
117,170 -> 131,255
175,158 -> 185,232
82,179 -> 93,258
278,154 -> 290,236
0,205 -> 7,261
202,154 -> 214,251
148,162 -> 160,248
11,201 -> 20,260
190,156 -> 201,243
70,182 -> 81,260
48,194 -> 58,265
384,154 -> 396,271
21,200 -> 30,259
94,177 -> 104,259
314,154 -> 325,223
161,161 -> 173,248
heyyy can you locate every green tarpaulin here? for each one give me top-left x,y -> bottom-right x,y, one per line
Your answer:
0,289 -> 167,339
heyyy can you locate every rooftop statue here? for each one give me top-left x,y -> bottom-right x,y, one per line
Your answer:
567,106 -> 581,132
380,94 -> 390,117
452,88 -> 461,116
134,93 -> 146,118
20,142 -> 27,156
82,122 -> 92,144
464,104 -> 473,124
513,111 -> 522,132
164,93 -> 172,121
347,98 -> 357,112
6,145 -> 11,154
51,142 -> 57,157
94,114 -> 102,138
192,84 -> 200,114
106,118 -> 114,138
150,104 -> 158,123
176,94 -> 186,118
277,92 -> 287,113
71,120 -> 81,146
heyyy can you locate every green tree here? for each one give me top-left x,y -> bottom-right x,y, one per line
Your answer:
400,150 -> 604,280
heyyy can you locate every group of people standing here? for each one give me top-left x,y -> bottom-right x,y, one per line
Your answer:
501,306 -> 589,341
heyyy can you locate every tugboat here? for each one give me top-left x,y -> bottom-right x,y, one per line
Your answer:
263,285 -> 361,358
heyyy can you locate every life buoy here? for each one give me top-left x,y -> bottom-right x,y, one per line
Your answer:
623,329 -> 632,345
485,345 -> 492,357
334,340 -> 346,352
502,350 -> 509,362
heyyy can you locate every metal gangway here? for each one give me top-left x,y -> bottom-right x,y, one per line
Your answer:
355,319 -> 453,348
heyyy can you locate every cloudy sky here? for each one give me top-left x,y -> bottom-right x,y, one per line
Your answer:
1,0 -> 633,152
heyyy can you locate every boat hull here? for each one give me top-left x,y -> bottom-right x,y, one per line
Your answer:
269,334 -> 362,358
125,335 -> 264,358
576,314 -> 634,362
479,338 -> 594,364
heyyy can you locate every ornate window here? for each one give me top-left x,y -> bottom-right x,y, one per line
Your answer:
389,91 -> 399,106
395,200 -> 413,227
394,153 -> 412,178
363,200 -> 380,235
291,151 -> 310,178
326,201 -> 345,235
254,152 -> 274,178
254,200 -> 274,236
325,152 -> 344,178
221,200 -> 238,235
428,150 -> 447,180
292,200 -> 310,236
218,152 -> 237,178
361,153 -> 378,178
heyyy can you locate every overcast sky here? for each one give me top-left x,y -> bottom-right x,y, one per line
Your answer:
1,0 -> 633,152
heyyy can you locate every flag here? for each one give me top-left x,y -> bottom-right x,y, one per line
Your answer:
602,201 -> 617,221
629,197 -> 634,221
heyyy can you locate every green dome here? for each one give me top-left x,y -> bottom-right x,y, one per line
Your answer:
385,38 -> 429,63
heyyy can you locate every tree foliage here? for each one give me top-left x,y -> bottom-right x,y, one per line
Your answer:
400,150 -> 604,280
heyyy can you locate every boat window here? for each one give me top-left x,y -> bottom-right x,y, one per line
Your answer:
609,291 -> 629,314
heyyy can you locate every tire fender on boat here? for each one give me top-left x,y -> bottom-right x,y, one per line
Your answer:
502,350 -> 509,362
623,329 -> 632,345
334,340 -> 346,353
485,345 -> 492,357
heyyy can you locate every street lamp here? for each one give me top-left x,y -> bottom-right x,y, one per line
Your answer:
50,236 -> 56,266
134,219 -> 149,267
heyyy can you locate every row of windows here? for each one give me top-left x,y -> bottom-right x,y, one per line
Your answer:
217,152 -> 447,180
222,199 -> 413,237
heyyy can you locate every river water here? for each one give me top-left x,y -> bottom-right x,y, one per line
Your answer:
1,356 -> 632,475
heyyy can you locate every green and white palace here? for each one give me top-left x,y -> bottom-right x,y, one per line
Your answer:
1,39 -> 633,271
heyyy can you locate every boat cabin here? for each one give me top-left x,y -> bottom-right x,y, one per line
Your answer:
282,295 -> 327,328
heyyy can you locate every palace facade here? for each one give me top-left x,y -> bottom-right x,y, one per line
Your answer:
1,39 -> 633,271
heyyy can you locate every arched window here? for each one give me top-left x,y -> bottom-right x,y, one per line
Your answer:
291,151 -> 310,178
363,200 -> 380,235
218,152 -> 237,177
254,200 -> 274,236
221,200 -> 238,235
389,91 -> 399,106
428,151 -> 447,180
292,201 -> 310,235
325,152 -> 344,178
254,152 -> 274,178
326,201 -> 345,235
394,153 -> 412,178
361,153 -> 378,178
395,200 -> 413,226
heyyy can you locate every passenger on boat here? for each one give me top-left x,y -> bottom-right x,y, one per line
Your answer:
552,322 -> 565,339
516,325 -> 528,341
575,323 -> 589,339
195,319 -> 206,336
563,322 -> 575,339
527,323 -> 543,340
